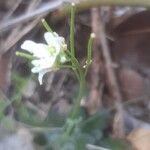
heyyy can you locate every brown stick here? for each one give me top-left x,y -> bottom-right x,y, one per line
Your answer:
99,17 -> 122,102
93,8 -> 125,137
83,7 -> 103,115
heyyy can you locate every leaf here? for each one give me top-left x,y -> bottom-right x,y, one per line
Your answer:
100,137 -> 131,150
81,110 -> 109,133
0,99 -> 11,121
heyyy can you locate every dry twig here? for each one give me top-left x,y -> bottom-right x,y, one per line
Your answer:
91,7 -> 125,137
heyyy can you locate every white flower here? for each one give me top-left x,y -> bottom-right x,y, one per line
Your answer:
21,32 -> 67,85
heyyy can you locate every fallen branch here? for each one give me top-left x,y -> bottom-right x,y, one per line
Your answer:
52,0 -> 150,21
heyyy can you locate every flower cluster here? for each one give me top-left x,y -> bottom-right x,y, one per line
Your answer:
21,32 -> 67,84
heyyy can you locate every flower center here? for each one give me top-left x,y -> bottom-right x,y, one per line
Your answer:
48,46 -> 56,55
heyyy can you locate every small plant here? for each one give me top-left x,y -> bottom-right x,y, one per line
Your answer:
16,3 -> 129,150
16,3 -> 95,149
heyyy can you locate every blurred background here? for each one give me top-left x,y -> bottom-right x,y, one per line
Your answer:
0,0 -> 150,149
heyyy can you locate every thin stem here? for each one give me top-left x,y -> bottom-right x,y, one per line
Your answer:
65,50 -> 85,119
74,69 -> 80,82
69,3 -> 80,81
63,50 -> 85,136
63,74 -> 85,135
71,70 -> 85,119
70,3 -> 75,56
65,50 -> 81,80
87,33 -> 95,63
16,51 -> 33,60
41,19 -> 53,32
84,33 -> 95,76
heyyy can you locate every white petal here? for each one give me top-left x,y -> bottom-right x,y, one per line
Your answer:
31,56 -> 56,74
38,69 -> 51,85
55,37 -> 66,52
44,32 -> 57,45
56,36 -> 65,45
44,32 -> 65,54
60,55 -> 67,63
21,40 -> 49,58
53,32 -> 66,50
31,59 -> 40,67
21,40 -> 36,53
33,44 -> 49,57
31,66 -> 41,73
53,32 -> 59,37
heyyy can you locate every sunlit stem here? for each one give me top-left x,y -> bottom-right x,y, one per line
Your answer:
70,3 -> 75,56
68,50 -> 85,120
65,50 -> 85,118
63,4 -> 95,137
70,3 -> 79,81
64,33 -> 95,135
41,19 -> 53,32
64,50 -> 85,135
16,51 -> 33,60
84,33 -> 95,76
71,70 -> 85,119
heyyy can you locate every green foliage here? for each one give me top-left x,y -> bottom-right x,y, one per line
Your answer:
45,128 -> 87,150
37,111 -> 108,149
33,110 -> 131,150
100,137 -> 131,150
12,72 -> 29,93
44,109 -> 66,127
0,70 -> 130,149
17,104 -> 43,126
81,110 -> 109,133
0,117 -> 16,131
12,74 -> 66,128
0,100 -> 8,120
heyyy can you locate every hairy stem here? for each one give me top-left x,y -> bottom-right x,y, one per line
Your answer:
70,3 -> 75,57
63,50 -> 85,136
41,19 -> 52,32
84,33 -> 95,76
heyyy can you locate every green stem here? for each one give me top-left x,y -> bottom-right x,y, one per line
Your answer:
16,51 -> 33,60
84,33 -> 95,76
64,72 -> 85,136
41,19 -> 53,32
70,3 -> 80,82
87,33 -> 95,63
65,50 -> 85,119
71,70 -> 85,119
62,50 -> 85,136
70,3 -> 75,57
